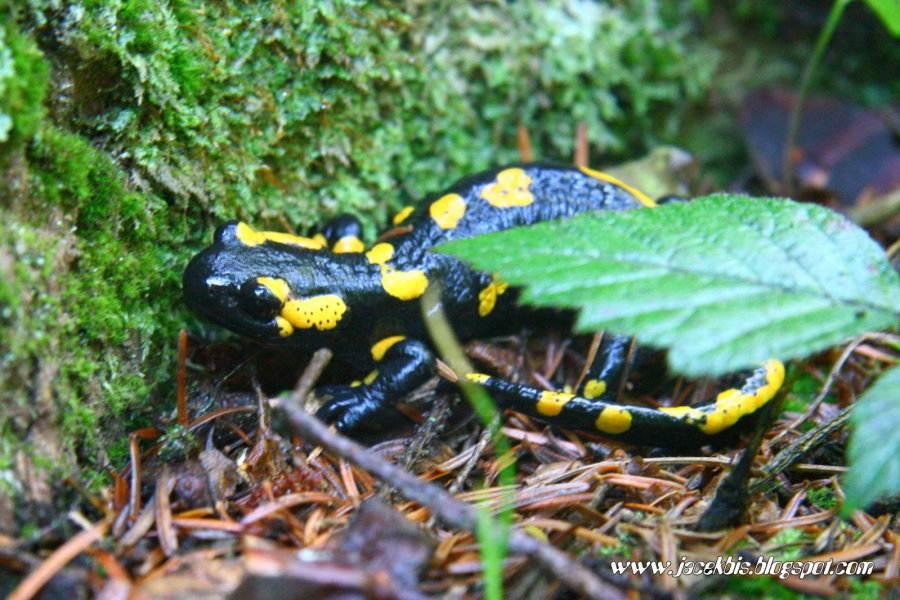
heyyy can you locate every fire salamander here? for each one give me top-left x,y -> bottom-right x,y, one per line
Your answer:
184,163 -> 785,446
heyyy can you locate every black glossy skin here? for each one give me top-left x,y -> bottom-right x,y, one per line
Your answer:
184,162 -> 782,441
183,163 -> 644,365
321,213 -> 363,247
184,224 -> 431,363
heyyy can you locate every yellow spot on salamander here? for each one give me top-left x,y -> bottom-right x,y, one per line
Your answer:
236,222 -> 325,249
381,268 -> 429,300
366,242 -> 394,265
699,359 -> 784,434
274,316 -> 294,337
371,336 -> 406,361
429,193 -> 467,230
481,168 -> 534,208
257,277 -> 291,303
465,373 -> 491,384
537,390 -> 574,417
363,370 -> 379,385
578,166 -> 657,208
660,406 -> 705,419
282,294 -> 347,331
257,277 -> 348,335
583,379 -> 607,400
660,360 -> 785,435
332,235 -> 365,253
393,206 -> 414,225
366,242 -> 428,300
594,406 -> 632,434
256,278 -> 294,336
478,277 -> 509,316
312,233 -> 327,247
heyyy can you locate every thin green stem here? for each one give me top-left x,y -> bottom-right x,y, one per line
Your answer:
782,0 -> 853,195
422,285 -> 515,600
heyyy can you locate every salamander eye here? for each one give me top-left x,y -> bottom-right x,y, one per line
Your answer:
238,280 -> 282,322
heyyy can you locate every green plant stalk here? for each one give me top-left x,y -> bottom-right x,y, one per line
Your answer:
782,0 -> 852,194
476,503 -> 509,600
421,285 -> 514,600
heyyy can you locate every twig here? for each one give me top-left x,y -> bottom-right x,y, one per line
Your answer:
176,329 -> 189,426
751,404 -> 853,495
128,433 -> 142,523
280,386 -> 627,600
697,367 -> 799,531
770,336 -> 869,446
448,425 -> 496,496
7,516 -> 110,600
574,332 -> 603,392
574,121 -> 588,167
517,125 -> 533,162
295,348 -> 334,401
155,467 -> 178,556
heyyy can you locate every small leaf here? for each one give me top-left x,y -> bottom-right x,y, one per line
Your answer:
438,195 -> 900,376
844,365 -> 900,512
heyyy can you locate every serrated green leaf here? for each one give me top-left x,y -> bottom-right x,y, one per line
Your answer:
844,366 -> 900,512
863,0 -> 900,36
438,195 -> 900,376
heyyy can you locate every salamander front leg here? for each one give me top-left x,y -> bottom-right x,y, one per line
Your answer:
319,214 -> 365,253
315,337 -> 435,434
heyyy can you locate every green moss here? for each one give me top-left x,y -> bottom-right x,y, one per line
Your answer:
847,578 -> 883,600
807,487 -> 838,511
0,20 -> 47,149
717,576 -> 811,600
2,120 -> 186,523
21,0 -> 718,229
597,543 -> 631,557
783,369 -> 835,415
767,529 -> 806,561
156,424 -> 201,463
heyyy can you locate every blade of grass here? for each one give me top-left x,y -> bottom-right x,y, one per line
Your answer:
782,0 -> 852,194
422,284 -> 514,600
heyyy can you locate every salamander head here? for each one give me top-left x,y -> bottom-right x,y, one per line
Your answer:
183,221 -> 360,345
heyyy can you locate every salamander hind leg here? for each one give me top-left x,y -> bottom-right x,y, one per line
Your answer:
315,337 -> 436,434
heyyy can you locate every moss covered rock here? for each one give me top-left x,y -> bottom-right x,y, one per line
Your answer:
0,0 -> 717,531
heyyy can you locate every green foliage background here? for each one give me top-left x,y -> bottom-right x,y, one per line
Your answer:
0,0 -> 893,530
